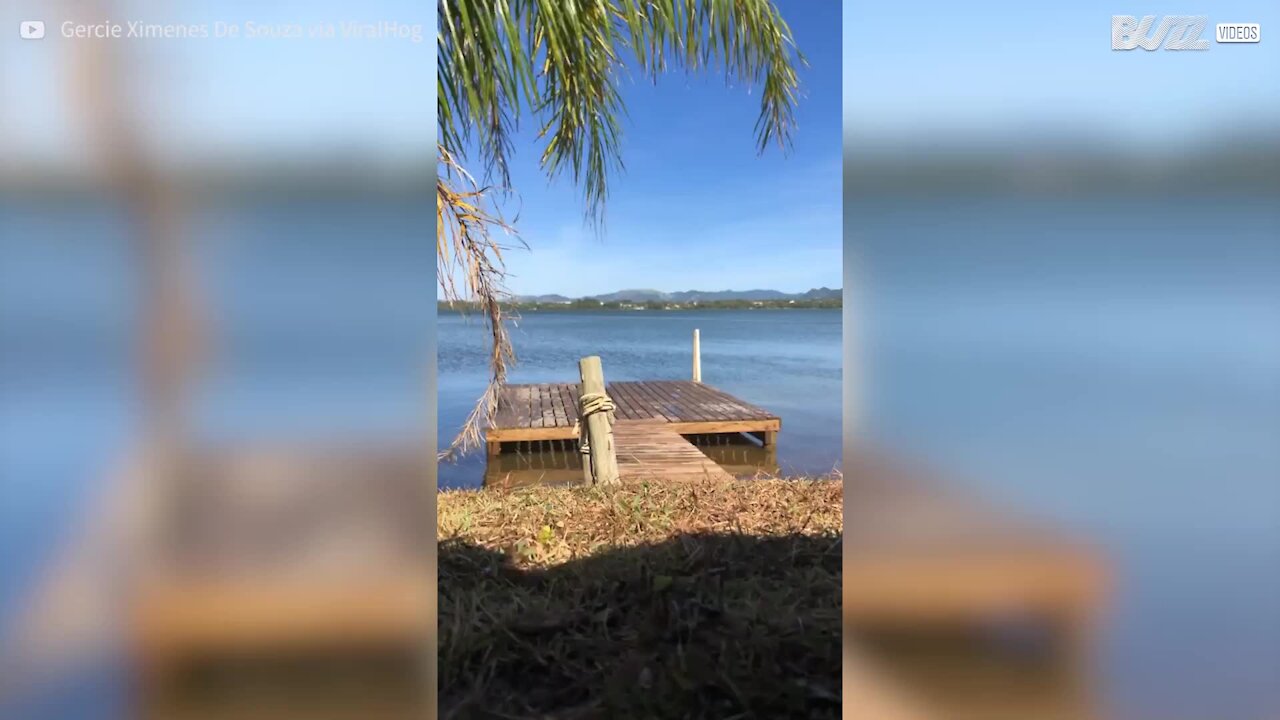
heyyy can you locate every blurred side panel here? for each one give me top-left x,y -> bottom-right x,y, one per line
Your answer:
1,0 -> 436,718
843,2 -> 1279,719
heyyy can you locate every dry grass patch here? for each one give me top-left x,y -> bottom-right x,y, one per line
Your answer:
439,475 -> 842,719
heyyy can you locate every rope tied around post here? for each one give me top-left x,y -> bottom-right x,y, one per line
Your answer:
575,392 -> 615,456
577,356 -> 620,485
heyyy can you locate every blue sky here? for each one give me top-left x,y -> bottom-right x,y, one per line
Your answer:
843,0 -> 1280,144
463,0 -> 844,297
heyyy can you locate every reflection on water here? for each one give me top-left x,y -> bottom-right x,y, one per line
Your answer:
484,432 -> 780,488
684,433 -> 779,477
485,439 -> 584,489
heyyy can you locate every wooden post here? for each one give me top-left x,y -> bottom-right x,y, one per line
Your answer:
692,329 -> 701,383
578,356 -> 619,485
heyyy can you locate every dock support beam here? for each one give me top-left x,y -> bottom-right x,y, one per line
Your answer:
578,356 -> 619,485
692,329 -> 701,383
751,430 -> 777,447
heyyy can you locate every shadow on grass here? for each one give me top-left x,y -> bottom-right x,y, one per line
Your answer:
439,531 -> 841,719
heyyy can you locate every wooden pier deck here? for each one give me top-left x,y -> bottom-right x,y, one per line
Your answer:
485,380 -> 778,484
486,380 -> 780,449
613,421 -> 735,482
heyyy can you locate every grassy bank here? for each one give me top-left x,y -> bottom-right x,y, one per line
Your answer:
438,475 -> 842,719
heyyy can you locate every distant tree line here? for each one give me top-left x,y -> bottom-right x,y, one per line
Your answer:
438,297 -> 841,313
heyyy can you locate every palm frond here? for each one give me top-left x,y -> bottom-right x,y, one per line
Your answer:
437,145 -> 525,459
438,0 -> 804,224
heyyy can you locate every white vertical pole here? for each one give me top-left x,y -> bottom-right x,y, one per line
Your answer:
692,328 -> 702,382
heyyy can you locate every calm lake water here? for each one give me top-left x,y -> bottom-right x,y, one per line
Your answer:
437,309 -> 842,489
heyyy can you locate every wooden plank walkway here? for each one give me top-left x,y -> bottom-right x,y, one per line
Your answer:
486,380 -> 780,445
613,422 -> 735,482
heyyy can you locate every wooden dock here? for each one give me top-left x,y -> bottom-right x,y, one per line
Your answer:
843,451 -> 1104,622
842,450 -> 1107,719
485,381 -> 781,479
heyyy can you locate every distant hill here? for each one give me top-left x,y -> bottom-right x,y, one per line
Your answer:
516,288 -> 841,303
515,293 -> 575,304
798,287 -> 840,300
588,289 -> 671,303
667,289 -> 792,302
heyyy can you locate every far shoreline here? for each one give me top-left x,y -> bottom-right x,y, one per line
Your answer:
438,299 -> 841,313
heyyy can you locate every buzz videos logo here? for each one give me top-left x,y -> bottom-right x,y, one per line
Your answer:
1112,15 -> 1261,50
1112,16 -> 1209,50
